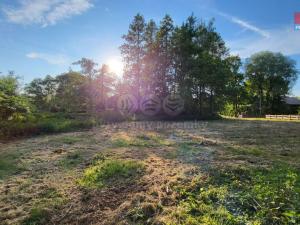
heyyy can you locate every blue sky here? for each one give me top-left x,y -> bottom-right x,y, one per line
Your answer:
0,0 -> 300,95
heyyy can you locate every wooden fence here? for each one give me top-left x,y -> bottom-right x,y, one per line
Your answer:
265,115 -> 300,120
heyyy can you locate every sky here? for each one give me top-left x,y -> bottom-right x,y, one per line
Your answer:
0,0 -> 300,96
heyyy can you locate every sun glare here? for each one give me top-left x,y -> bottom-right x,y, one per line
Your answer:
106,58 -> 124,77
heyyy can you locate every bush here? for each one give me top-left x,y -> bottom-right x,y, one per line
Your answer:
220,103 -> 236,117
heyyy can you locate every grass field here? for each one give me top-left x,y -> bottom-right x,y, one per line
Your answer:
0,120 -> 299,225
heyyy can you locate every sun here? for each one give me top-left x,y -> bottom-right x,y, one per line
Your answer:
106,57 -> 124,77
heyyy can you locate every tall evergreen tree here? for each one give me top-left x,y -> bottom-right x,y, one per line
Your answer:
172,15 -> 197,112
156,15 -> 174,97
143,19 -> 158,94
120,13 -> 146,100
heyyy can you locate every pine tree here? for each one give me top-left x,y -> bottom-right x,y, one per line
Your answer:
120,13 -> 146,101
156,15 -> 174,97
143,19 -> 158,94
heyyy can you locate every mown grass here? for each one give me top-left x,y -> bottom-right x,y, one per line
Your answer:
21,187 -> 66,225
111,133 -> 171,148
165,142 -> 203,160
0,150 -> 24,179
167,164 -> 300,225
59,151 -> 83,169
78,158 -> 144,188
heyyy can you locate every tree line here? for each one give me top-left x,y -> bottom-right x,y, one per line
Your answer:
0,14 -> 298,122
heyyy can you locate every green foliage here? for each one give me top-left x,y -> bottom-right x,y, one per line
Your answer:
0,73 -> 31,120
55,72 -> 87,113
245,51 -> 298,115
78,159 -> 144,188
25,75 -> 57,112
220,103 -> 236,117
0,113 -> 96,139
171,165 -> 300,225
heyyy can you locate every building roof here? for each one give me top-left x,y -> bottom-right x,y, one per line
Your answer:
284,96 -> 300,105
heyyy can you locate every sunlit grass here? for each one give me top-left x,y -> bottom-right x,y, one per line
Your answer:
78,158 -> 144,188
165,165 -> 300,225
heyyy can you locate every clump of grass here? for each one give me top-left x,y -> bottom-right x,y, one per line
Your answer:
0,151 -> 24,179
22,207 -> 51,225
127,202 -> 161,223
78,159 -> 144,188
59,151 -> 83,169
168,165 -> 300,225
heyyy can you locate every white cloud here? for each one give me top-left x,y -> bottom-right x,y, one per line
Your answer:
217,11 -> 270,38
26,52 -> 69,65
228,27 -> 300,58
2,0 -> 93,27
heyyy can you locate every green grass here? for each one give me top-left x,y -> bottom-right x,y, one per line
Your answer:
111,133 -> 171,148
111,137 -> 155,148
22,207 -> 51,225
22,187 -> 65,225
59,151 -> 83,169
0,151 -> 24,179
225,145 -> 264,157
78,159 -> 144,188
169,165 -> 300,225
165,142 -> 203,161
50,136 -> 83,145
